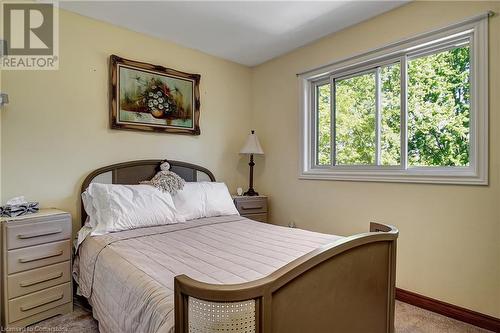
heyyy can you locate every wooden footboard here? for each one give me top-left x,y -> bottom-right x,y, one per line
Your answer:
175,222 -> 398,333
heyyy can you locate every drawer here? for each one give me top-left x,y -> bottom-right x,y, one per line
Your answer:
7,240 -> 71,274
8,261 -> 71,299
243,213 -> 268,223
8,282 -> 72,323
6,214 -> 71,250
235,198 -> 267,214
7,303 -> 73,330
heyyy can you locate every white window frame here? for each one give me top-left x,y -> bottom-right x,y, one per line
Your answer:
299,13 -> 490,185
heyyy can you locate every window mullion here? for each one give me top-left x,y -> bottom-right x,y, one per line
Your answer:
375,67 -> 381,165
311,83 -> 317,167
330,76 -> 336,166
400,56 -> 408,170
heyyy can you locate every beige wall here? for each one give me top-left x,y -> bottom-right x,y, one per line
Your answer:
0,72 -> 2,205
1,10 -> 252,230
252,1 -> 500,317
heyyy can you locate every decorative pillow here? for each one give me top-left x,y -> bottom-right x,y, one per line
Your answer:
173,182 -> 239,221
83,183 -> 183,235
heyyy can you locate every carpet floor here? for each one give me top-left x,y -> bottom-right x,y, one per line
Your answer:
25,301 -> 491,333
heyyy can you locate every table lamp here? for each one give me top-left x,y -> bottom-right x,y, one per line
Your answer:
240,130 -> 264,196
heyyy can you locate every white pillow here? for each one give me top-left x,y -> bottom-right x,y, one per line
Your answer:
83,183 -> 182,235
81,191 -> 97,228
173,182 -> 239,221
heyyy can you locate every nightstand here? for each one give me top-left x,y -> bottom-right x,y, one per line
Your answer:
232,195 -> 268,223
0,209 -> 73,329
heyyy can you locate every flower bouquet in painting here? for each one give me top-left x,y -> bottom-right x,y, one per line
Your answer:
110,55 -> 200,135
121,78 -> 191,122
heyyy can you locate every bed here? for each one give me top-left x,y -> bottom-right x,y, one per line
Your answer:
74,159 -> 398,333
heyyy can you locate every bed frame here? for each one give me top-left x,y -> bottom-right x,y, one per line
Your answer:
81,159 -> 398,333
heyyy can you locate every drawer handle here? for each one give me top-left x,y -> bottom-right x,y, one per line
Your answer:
241,205 -> 263,210
19,250 -> 64,263
20,271 -> 64,287
18,228 -> 63,239
20,293 -> 64,312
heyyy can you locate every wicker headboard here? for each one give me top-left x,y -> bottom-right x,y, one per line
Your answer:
80,159 -> 215,226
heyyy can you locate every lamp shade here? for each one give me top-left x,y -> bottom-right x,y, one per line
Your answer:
240,130 -> 264,155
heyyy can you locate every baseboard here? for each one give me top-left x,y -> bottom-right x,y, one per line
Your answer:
396,288 -> 500,332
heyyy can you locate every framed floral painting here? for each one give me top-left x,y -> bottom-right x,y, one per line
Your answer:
110,55 -> 201,135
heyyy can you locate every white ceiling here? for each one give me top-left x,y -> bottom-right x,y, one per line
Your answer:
60,1 -> 408,66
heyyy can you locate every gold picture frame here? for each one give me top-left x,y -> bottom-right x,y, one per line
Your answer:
110,55 -> 201,135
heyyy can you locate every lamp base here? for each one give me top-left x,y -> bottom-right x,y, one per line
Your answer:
243,188 -> 259,196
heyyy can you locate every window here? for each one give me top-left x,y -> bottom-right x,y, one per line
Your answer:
300,14 -> 489,184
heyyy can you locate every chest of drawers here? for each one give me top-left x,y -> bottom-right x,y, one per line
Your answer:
0,209 -> 73,329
